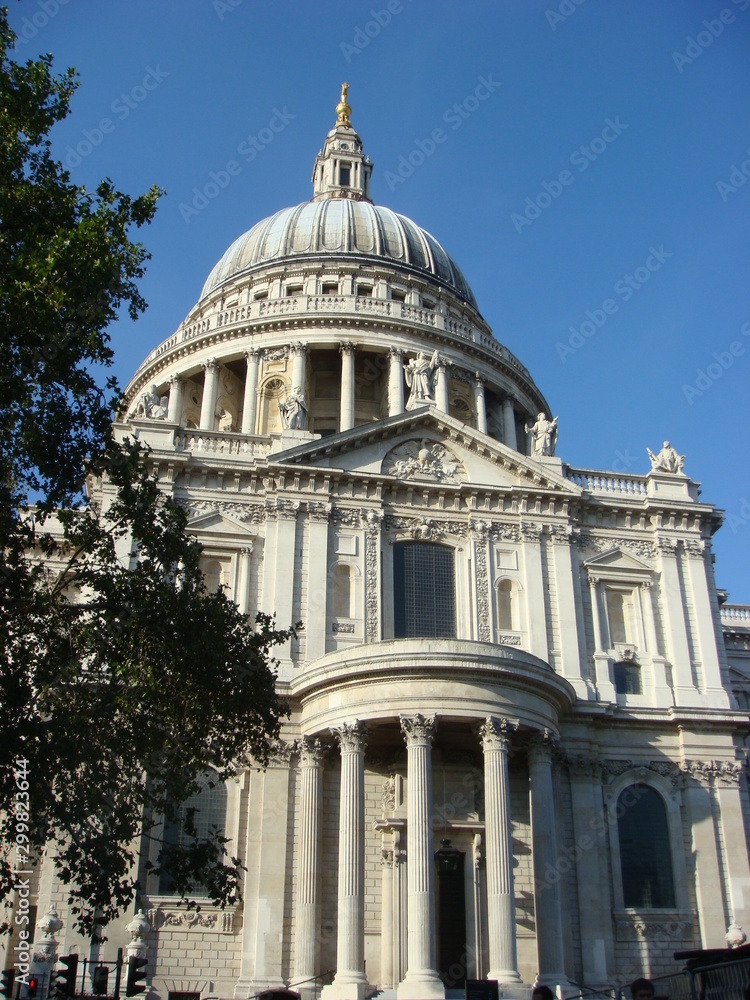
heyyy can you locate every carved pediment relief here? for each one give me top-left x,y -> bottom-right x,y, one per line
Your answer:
382,439 -> 467,484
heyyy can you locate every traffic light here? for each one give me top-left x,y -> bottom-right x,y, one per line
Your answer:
51,955 -> 78,998
91,967 -> 108,996
27,978 -> 37,999
0,969 -> 15,999
125,957 -> 147,997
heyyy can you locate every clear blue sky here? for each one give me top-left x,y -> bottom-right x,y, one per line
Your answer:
8,0 -> 750,601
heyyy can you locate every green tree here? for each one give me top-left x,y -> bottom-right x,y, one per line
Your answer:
0,9 -> 292,936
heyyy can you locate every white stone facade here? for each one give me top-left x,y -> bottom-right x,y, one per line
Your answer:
15,91 -> 750,999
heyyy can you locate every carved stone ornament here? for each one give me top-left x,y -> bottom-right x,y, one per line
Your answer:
333,720 -> 367,754
265,497 -> 301,520
181,499 -> 265,524
383,439 -> 466,484
491,524 -> 521,543
149,908 -> 234,932
382,775 -> 396,812
33,907 -> 63,964
296,737 -> 326,767
307,501 -> 332,522
479,716 -> 518,752
332,621 -> 355,633
577,533 -> 656,560
681,758 -> 745,786
497,634 -> 521,646
520,521 -> 543,541
400,713 -> 437,747
126,909 -> 151,945
136,383 -> 168,420
602,759 -> 683,789
364,512 -> 381,643
615,911 -> 693,942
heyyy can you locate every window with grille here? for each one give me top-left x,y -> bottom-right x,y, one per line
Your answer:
614,661 -> 642,695
618,784 -> 675,907
159,772 -> 227,895
393,542 -> 456,638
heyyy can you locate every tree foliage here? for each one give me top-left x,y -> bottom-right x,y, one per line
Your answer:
0,10 -> 292,936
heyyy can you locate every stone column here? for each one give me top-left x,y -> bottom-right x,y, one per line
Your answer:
291,342 -> 308,394
520,522 -> 548,661
715,771 -> 750,933
397,714 -> 444,1000
682,776 -> 727,948
588,573 -> 616,702
528,733 -> 570,992
292,739 -> 325,989
242,349 -> 260,434
502,397 -> 517,450
568,757 -> 614,983
474,376 -> 487,434
655,537 -> 701,706
238,545 -> 253,615
388,348 -> 404,416
167,374 -> 184,423
200,359 -> 219,430
305,504 -> 331,662
340,343 -> 356,432
380,837 -> 395,989
322,722 -> 369,1000
683,541 -> 730,708
479,718 -> 521,984
434,362 -> 449,414
640,581 -> 673,705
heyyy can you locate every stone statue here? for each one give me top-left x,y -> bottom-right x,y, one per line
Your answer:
404,350 -> 440,409
525,412 -> 558,457
138,383 -> 168,420
218,408 -> 234,432
647,441 -> 685,474
279,388 -> 308,430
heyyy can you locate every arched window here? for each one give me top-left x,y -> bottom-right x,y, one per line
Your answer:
259,378 -> 286,435
333,564 -> 353,618
496,579 -> 515,631
393,542 -> 456,638
617,784 -> 675,908
201,558 -> 223,594
159,772 -> 228,895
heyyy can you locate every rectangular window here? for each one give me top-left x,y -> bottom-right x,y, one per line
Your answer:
339,163 -> 351,186
393,542 -> 456,638
253,290 -> 268,300
356,284 -> 372,297
286,284 -> 303,296
391,289 -> 406,302
322,283 -> 339,295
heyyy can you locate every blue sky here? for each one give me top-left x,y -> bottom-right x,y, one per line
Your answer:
8,0 -> 750,601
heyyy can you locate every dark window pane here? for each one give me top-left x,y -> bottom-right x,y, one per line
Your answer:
614,661 -> 642,695
393,542 -> 456,638
618,784 -> 676,908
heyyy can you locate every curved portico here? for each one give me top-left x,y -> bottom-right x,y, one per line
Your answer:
291,641 -> 575,998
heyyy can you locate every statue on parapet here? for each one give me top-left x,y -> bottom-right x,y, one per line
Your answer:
525,411 -> 558,457
647,440 -> 685,474
404,350 -> 440,410
279,388 -> 308,430
138,383 -> 168,420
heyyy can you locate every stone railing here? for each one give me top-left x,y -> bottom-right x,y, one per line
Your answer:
566,467 -> 649,497
133,293 -> 533,385
173,429 -> 273,458
721,604 -> 750,626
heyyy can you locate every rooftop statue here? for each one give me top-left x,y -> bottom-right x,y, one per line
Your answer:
647,440 -> 685,474
526,411 -> 558,457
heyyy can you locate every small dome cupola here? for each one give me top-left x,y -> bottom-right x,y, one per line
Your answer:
311,83 -> 373,203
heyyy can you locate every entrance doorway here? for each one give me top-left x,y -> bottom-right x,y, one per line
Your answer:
435,840 -> 467,988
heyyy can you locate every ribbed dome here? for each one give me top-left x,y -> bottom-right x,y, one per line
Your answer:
200,200 -> 478,309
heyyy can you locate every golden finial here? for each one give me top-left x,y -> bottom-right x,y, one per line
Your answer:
336,82 -> 351,126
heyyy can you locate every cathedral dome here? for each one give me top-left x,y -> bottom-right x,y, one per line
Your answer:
200,200 -> 478,309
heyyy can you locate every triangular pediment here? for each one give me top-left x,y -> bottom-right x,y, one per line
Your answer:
584,547 -> 653,573
269,407 -> 580,494
186,509 -> 257,537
